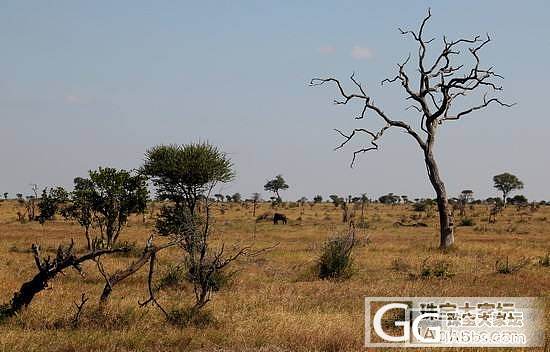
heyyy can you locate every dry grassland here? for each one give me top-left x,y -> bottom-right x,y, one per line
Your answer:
0,200 -> 548,351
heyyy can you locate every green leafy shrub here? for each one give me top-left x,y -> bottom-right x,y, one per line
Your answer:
185,256 -> 233,293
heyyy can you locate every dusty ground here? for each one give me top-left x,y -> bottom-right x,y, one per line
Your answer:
0,200 -> 548,351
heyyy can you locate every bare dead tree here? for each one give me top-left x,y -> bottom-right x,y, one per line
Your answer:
24,184 -> 39,222
311,9 -> 513,249
71,293 -> 89,328
138,247 -> 168,318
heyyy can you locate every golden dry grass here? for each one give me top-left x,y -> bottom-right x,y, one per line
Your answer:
0,200 -> 548,351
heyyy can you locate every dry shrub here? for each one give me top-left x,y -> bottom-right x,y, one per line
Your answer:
459,217 -> 475,226
167,306 -> 216,328
390,257 -> 411,272
317,233 -> 355,280
408,258 -> 454,280
495,256 -> 528,274
156,264 -> 187,291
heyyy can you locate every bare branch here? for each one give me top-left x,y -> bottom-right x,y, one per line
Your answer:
333,126 -> 390,167
71,293 -> 89,328
138,252 -> 168,319
440,94 -> 516,123
310,74 -> 427,161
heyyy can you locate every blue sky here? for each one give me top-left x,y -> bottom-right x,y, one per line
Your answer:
1,1 -> 549,201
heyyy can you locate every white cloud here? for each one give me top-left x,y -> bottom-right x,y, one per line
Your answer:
318,45 -> 336,55
351,45 -> 373,60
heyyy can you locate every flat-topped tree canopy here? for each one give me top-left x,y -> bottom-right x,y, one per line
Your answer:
142,142 -> 235,213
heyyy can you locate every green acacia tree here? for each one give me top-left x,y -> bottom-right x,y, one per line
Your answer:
87,167 -> 148,248
1,169 -> 146,315
143,143 -> 254,318
143,143 -> 233,214
37,187 -> 69,224
493,173 -> 523,205
264,174 -> 289,202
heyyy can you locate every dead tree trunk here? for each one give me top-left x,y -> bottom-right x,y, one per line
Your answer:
424,148 -> 454,248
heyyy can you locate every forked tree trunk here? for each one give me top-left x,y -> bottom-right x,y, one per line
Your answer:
424,149 -> 454,249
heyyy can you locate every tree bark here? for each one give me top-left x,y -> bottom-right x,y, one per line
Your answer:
84,226 -> 91,251
424,149 -> 454,249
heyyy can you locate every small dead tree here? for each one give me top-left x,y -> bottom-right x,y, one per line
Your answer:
311,9 -> 513,249
24,184 -> 39,222
71,293 -> 89,328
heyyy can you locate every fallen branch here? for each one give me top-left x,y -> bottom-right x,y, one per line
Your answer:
1,241 -> 130,317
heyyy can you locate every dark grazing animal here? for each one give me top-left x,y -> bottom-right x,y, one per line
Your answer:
273,213 -> 287,224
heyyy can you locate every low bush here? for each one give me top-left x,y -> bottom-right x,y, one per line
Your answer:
317,233 -> 355,280
418,259 -> 454,279
112,241 -> 142,257
495,256 -> 528,274
156,264 -> 186,291
390,258 -> 411,272
167,307 -> 216,328
459,217 -> 475,226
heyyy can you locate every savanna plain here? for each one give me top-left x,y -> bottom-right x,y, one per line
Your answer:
0,200 -> 548,351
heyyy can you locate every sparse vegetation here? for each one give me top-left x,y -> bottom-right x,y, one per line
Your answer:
459,217 -> 475,226
419,258 -> 455,279
0,6 -> 547,352
495,256 -> 529,274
